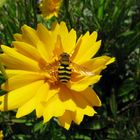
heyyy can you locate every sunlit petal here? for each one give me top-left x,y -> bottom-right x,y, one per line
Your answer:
21,25 -> 39,46
16,83 -> 49,118
1,45 -> 40,71
58,22 -> 77,54
0,80 -> 44,111
37,24 -> 56,61
72,31 -> 101,64
43,93 -> 65,123
13,41 -> 41,61
36,103 -> 45,118
1,72 -> 46,90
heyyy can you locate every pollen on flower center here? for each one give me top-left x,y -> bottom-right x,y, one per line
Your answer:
37,58 -> 58,83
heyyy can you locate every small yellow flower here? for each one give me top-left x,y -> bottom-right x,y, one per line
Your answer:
0,22 -> 115,130
39,0 -> 63,19
0,130 -> 3,140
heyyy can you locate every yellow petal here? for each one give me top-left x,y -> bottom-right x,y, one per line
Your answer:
71,90 -> 91,108
13,33 -> 22,41
0,80 -> 44,111
2,70 -> 40,78
37,24 -> 55,60
72,31 -> 101,64
52,22 -> 77,54
1,45 -> 40,71
45,12 -> 58,19
21,25 -> 39,46
106,57 -> 115,65
16,82 -> 49,118
80,87 -> 101,106
59,22 -> 68,35
52,22 -> 60,36
35,83 -> 50,118
36,103 -> 45,118
53,35 -> 63,58
36,40 -> 51,62
58,22 -> 77,54
74,107 -> 96,125
1,72 -> 45,90
58,110 -> 73,130
45,87 -> 59,101
13,41 -> 41,61
58,85 -> 76,111
71,91 -> 96,124
69,75 -> 101,91
16,96 -> 36,118
82,56 -> 115,74
59,88 -> 98,127
43,93 -> 65,123
69,89 -> 95,124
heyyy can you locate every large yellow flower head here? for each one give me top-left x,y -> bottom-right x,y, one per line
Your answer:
39,0 -> 63,19
0,22 -> 115,130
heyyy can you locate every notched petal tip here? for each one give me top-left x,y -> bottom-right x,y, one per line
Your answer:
16,111 -> 21,118
21,25 -> 31,33
13,33 -> 22,41
37,23 -> 44,28
90,31 -> 98,42
1,45 -> 8,50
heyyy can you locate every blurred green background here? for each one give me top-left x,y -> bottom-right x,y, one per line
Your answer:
0,0 -> 140,139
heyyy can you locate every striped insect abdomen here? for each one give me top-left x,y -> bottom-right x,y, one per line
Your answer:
58,65 -> 71,83
58,61 -> 71,83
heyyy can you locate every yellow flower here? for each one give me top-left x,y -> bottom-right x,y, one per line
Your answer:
39,0 -> 63,19
0,22 -> 115,130
0,130 -> 3,140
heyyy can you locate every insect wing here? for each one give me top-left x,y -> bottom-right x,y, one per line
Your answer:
71,62 -> 95,76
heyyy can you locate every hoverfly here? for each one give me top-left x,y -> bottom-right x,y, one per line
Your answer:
46,52 -> 95,84
57,53 -> 72,83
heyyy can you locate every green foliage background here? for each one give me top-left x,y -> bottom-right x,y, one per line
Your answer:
0,0 -> 140,139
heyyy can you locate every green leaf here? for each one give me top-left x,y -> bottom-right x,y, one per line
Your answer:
33,121 -> 44,132
109,93 -> 117,117
118,30 -> 135,37
97,0 -> 105,20
118,78 -> 137,97
107,128 -> 118,139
